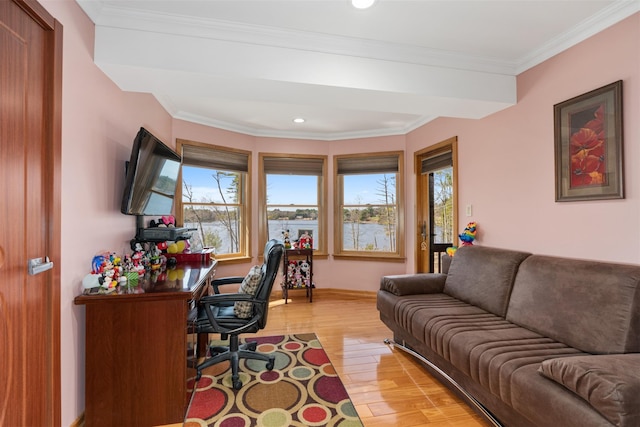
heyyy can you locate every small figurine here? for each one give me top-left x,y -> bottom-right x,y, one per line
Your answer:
298,231 -> 312,249
282,229 -> 291,249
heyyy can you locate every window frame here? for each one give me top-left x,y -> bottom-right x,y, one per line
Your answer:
176,139 -> 252,263
333,151 -> 405,261
258,153 -> 328,256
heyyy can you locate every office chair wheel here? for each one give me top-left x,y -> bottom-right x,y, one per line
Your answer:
233,378 -> 243,390
266,360 -> 274,370
246,341 -> 257,351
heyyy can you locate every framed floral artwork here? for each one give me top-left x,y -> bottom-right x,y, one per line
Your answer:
554,80 -> 624,201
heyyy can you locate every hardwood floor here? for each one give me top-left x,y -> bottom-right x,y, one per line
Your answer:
244,290 -> 489,426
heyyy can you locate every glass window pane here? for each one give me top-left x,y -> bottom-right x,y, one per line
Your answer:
341,172 -> 397,252
267,174 -> 317,205
184,204 -> 241,255
343,173 -> 395,204
267,217 -> 318,250
433,167 -> 454,244
341,206 -> 396,251
182,165 -> 241,204
266,173 -> 319,249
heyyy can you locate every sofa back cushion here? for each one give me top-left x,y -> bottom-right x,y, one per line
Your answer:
443,246 -> 531,317
507,255 -> 640,354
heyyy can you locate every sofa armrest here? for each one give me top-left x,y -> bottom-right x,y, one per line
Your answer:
380,273 -> 447,296
539,353 -> 640,427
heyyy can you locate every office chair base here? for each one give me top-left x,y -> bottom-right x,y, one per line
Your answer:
195,338 -> 275,389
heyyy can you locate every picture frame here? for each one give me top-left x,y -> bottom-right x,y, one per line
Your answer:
554,80 -> 624,202
298,229 -> 313,239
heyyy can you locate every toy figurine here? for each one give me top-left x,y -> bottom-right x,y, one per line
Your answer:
282,229 -> 291,249
298,231 -> 312,249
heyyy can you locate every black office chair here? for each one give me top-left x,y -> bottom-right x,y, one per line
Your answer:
194,239 -> 284,389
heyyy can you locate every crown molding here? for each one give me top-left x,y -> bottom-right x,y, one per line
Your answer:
169,109 -> 432,142
516,0 -> 640,73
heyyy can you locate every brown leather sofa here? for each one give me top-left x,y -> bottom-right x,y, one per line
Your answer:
377,245 -> 640,427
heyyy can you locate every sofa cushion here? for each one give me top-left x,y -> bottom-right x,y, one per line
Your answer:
539,354 -> 640,427
507,255 -> 640,354
443,246 -> 531,317
234,265 -> 262,319
510,363 -> 614,427
380,273 -> 447,295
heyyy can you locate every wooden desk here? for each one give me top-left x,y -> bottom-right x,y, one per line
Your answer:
74,261 -> 216,427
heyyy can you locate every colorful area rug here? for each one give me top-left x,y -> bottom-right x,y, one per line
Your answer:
185,333 -> 363,427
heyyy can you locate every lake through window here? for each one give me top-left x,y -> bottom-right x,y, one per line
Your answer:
334,152 -> 404,258
260,154 -> 326,253
177,141 -> 250,259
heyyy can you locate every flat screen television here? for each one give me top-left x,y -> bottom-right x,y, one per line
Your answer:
120,127 -> 181,216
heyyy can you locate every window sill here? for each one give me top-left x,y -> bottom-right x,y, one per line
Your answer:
213,256 -> 252,265
332,253 -> 406,262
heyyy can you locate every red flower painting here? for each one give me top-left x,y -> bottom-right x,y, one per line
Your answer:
569,105 -> 606,188
554,81 -> 622,201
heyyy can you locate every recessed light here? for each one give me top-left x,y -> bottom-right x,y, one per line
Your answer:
293,117 -> 305,124
352,0 -> 376,9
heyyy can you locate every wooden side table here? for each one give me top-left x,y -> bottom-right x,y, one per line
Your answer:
281,248 -> 314,303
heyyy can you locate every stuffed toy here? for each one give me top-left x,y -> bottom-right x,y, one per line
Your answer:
299,260 -> 311,286
459,221 -> 477,246
149,215 -> 175,228
446,222 -> 478,257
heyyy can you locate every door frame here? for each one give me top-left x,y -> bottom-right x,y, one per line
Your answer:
414,137 -> 458,273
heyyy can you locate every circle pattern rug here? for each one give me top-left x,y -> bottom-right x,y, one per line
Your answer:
185,333 -> 363,427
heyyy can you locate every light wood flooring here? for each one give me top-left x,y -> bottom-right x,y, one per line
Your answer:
182,289 -> 490,427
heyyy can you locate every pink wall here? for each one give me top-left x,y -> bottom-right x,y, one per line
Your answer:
407,13 -> 639,265
34,0 -> 639,424
41,1 -> 174,425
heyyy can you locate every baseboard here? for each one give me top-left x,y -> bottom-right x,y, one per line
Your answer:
70,413 -> 84,427
317,288 -> 377,300
270,287 -> 376,301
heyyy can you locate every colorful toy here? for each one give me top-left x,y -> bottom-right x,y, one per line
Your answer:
149,215 -> 175,228
459,222 -> 477,246
446,222 -> 478,257
298,231 -> 312,249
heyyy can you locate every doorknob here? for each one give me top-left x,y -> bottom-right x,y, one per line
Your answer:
28,257 -> 54,275
421,221 -> 427,240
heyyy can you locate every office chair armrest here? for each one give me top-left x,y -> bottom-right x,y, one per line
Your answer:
199,293 -> 262,334
211,276 -> 245,294
200,292 -> 253,305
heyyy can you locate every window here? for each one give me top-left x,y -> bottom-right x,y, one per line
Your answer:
259,154 -> 327,254
421,150 -> 454,245
176,140 -> 250,260
334,152 -> 404,259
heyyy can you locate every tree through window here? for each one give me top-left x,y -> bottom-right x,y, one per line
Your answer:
177,140 -> 250,259
334,152 -> 404,258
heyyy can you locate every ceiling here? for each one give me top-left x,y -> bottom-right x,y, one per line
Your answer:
76,0 -> 639,141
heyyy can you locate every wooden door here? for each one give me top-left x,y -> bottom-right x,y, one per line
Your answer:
415,137 -> 458,273
0,0 -> 62,425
